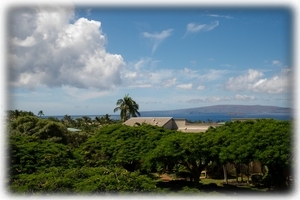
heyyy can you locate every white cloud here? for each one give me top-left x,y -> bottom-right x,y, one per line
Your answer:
121,59 -> 176,89
184,21 -> 219,37
224,69 -> 264,91
205,96 -> 222,102
224,68 -> 292,94
199,69 -> 229,81
11,36 -> 36,47
186,23 -> 206,33
251,70 -> 291,94
196,85 -> 205,90
176,83 -> 193,90
124,72 -> 137,79
179,68 -> 228,82
122,62 -> 229,90
234,94 -> 256,101
142,29 -> 173,53
272,60 -> 282,66
205,14 -> 233,19
8,5 -> 125,90
133,58 -> 151,70
128,84 -> 152,88
163,78 -> 177,88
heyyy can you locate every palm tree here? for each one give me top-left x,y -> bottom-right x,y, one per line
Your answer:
94,114 -> 112,125
82,116 -> 92,125
113,94 -> 140,122
37,110 -> 44,118
62,115 -> 74,127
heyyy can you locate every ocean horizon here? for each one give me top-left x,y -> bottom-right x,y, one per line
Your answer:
42,112 -> 293,122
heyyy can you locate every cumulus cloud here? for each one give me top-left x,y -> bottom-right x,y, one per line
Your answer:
224,69 -> 263,91
142,29 -> 173,53
184,21 -> 219,37
224,68 -> 292,94
8,5 -> 125,90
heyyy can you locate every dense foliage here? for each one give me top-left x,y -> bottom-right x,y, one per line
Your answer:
6,110 -> 293,195
204,119 -> 293,188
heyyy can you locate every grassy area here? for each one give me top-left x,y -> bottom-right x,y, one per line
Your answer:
200,177 -> 268,191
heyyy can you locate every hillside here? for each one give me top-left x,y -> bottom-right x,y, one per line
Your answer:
142,105 -> 292,115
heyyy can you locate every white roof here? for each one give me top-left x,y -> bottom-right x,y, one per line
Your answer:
67,127 -> 81,132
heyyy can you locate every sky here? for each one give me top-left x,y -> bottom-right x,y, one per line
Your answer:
5,3 -> 295,116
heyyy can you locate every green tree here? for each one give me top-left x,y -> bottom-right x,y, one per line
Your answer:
78,124 -> 171,171
113,94 -> 140,122
8,116 -> 69,144
8,134 -> 78,180
7,110 -> 35,122
10,166 -> 157,194
204,119 -> 292,189
62,115 -> 74,127
81,116 -> 92,125
94,114 -> 113,125
251,119 -> 292,189
145,132 -> 211,185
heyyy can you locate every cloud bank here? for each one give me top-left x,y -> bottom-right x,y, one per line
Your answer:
224,68 -> 292,94
8,5 -> 125,90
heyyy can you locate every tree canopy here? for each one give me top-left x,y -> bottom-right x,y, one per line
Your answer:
6,111 -> 293,194
204,119 -> 292,188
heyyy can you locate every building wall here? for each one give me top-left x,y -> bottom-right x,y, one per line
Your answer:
173,119 -> 187,129
163,119 -> 174,129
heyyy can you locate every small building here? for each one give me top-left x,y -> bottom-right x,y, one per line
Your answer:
123,117 -> 220,132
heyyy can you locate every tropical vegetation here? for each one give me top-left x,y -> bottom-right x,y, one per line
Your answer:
5,108 -> 293,196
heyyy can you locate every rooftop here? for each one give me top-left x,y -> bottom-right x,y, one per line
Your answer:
123,117 -> 173,127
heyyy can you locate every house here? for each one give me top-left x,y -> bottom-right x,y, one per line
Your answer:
123,117 -> 220,132
123,117 -> 174,129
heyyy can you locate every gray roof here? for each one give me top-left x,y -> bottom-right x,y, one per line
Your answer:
123,117 -> 173,127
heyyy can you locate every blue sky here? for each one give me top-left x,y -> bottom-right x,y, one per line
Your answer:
6,4 -> 294,116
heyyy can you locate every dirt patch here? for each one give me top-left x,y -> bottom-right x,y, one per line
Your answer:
160,174 -> 173,182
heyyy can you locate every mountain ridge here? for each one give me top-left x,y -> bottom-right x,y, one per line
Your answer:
141,104 -> 292,115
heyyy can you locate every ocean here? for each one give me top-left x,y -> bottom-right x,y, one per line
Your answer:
43,112 -> 293,122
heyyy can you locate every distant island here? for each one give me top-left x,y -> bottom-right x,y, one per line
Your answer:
141,105 -> 292,115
